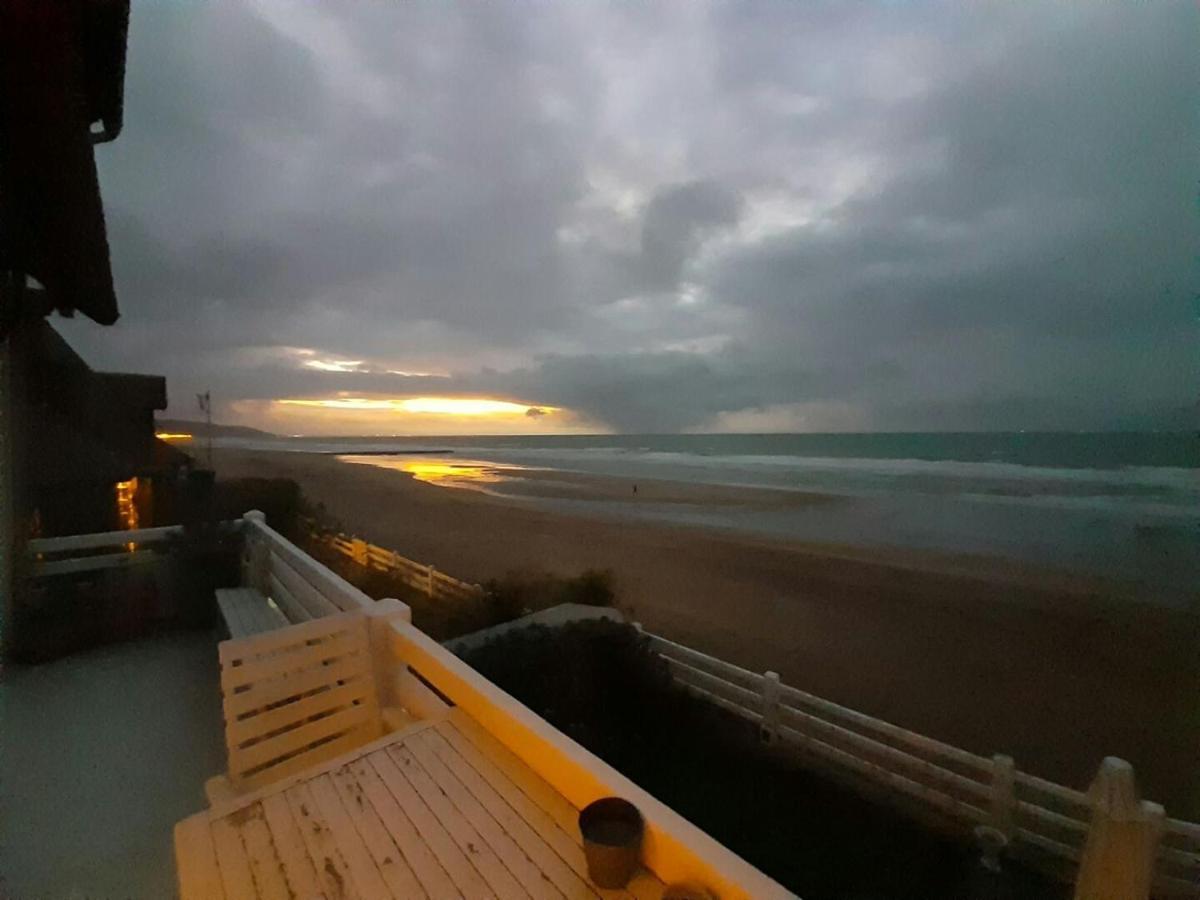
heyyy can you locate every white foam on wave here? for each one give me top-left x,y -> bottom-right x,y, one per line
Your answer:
220,435 -> 1199,515
464,446 -> 1199,512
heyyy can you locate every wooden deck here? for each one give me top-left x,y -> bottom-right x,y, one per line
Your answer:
176,709 -> 666,899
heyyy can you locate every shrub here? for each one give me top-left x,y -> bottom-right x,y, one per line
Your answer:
459,620 -> 1066,900
212,477 -> 302,538
460,619 -> 741,762
559,569 -> 615,607
483,567 -> 615,620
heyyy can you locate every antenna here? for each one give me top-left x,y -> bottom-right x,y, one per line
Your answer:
197,390 -> 213,468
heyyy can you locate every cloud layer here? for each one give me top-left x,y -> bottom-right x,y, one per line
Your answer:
60,0 -> 1199,433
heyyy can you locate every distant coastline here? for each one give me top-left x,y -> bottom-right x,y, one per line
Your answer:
155,418 -> 276,439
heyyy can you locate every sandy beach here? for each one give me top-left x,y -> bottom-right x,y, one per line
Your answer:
215,447 -> 1199,815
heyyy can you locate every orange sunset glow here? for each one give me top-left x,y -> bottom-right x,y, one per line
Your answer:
278,396 -> 557,416
239,395 -> 590,436
339,455 -> 516,490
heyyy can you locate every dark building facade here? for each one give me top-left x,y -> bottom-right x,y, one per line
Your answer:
8,320 -> 188,540
1,0 -> 141,658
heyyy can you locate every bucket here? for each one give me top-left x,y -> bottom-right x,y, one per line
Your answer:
579,797 -> 644,888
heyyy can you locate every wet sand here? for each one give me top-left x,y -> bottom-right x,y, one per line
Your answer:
338,453 -> 842,507
215,447 -> 1200,816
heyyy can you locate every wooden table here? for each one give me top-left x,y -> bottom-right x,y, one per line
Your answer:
176,710 -> 665,899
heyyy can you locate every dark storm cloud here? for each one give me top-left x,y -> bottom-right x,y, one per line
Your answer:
57,0 -> 1198,432
639,181 -> 742,291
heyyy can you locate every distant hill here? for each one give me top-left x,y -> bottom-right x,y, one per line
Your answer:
155,418 -> 277,439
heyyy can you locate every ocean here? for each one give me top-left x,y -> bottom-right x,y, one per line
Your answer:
218,431 -> 1199,595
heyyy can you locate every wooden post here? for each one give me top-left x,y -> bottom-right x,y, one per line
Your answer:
990,754 -> 1016,842
1074,757 -> 1164,900
366,598 -> 412,711
426,564 -> 436,598
760,671 -> 781,744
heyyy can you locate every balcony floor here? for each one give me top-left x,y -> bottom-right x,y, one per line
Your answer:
0,628 -> 226,898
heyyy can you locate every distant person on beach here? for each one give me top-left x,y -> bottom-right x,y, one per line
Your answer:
633,484 -> 638,495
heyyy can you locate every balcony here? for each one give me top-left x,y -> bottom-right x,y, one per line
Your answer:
5,513 -> 793,898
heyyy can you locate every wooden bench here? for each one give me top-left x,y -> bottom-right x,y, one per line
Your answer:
206,610 -> 388,803
215,513 -> 364,639
215,587 -> 288,639
216,512 -> 381,641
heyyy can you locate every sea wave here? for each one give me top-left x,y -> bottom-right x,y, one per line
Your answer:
217,434 -> 1198,512
461,446 -> 1199,510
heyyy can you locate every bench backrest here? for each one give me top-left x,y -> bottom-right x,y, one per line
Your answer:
241,515 -> 375,625
218,610 -> 382,791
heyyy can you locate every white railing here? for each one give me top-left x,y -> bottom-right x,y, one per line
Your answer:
217,519 -> 796,897
640,629 -> 1200,897
26,517 -> 378,624
318,531 -> 484,604
376,610 -> 795,899
27,523 -> 231,576
241,512 -> 376,619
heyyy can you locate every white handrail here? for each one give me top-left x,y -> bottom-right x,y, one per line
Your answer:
29,524 -> 192,554
242,512 -> 375,613
386,617 -> 797,899
28,521 -> 244,578
640,625 -> 1200,895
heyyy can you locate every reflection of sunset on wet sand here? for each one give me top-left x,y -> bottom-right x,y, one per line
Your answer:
338,455 -> 521,492
335,453 -> 837,509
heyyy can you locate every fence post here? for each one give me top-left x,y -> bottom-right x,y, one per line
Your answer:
242,510 -> 268,592
989,754 -> 1016,842
760,671 -> 781,744
365,598 -> 413,711
1073,757 -> 1164,900
426,564 -> 436,598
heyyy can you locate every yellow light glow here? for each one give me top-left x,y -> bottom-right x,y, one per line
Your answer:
250,393 -> 596,436
278,396 -> 557,417
303,358 -> 364,373
399,397 -> 551,416
279,398 -> 397,410
115,478 -> 139,550
398,461 -> 505,485
155,432 -> 193,441
340,455 -> 518,490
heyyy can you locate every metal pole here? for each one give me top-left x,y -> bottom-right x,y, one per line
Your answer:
206,390 -> 213,469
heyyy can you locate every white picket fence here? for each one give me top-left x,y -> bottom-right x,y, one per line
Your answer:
320,532 -> 485,604
640,629 -> 1200,897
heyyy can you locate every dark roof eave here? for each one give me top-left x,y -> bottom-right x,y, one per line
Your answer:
0,0 -> 130,326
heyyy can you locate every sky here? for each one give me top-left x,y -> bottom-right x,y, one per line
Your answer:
59,0 -> 1198,436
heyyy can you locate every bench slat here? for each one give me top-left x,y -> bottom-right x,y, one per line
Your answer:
217,588 -> 289,639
